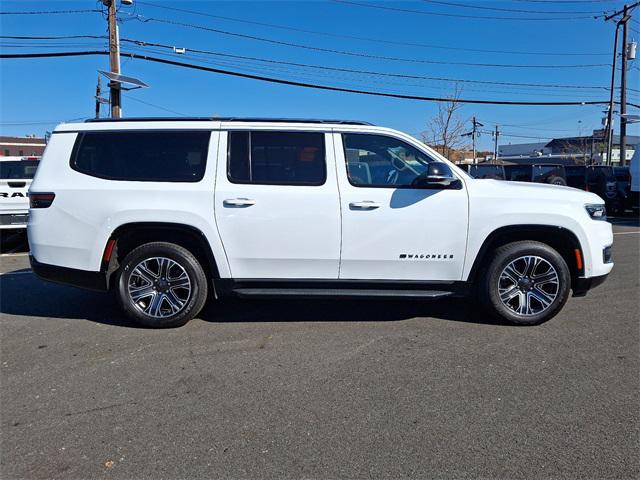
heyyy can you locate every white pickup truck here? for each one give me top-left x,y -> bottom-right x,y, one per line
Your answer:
27,118 -> 613,328
1,156 -> 39,230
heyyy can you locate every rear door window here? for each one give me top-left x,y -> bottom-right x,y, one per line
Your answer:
227,131 -> 326,185
71,131 -> 210,182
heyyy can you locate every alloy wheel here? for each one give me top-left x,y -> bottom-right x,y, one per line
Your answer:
498,255 -> 559,317
127,257 -> 192,318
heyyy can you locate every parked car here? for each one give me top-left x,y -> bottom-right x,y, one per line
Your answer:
613,166 -> 632,213
631,146 -> 640,214
503,164 -> 567,185
565,165 -> 619,210
28,117 -> 613,328
0,156 -> 40,230
465,164 -> 505,180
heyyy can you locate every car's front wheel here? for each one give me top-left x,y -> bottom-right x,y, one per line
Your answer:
478,241 -> 571,325
117,242 -> 208,328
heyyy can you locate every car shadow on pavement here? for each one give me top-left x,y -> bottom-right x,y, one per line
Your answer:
0,270 -> 502,328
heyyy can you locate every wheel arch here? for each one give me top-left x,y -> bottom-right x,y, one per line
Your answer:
104,222 -> 221,294
466,224 -> 584,286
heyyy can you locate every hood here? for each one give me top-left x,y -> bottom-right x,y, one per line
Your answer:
468,179 -> 604,205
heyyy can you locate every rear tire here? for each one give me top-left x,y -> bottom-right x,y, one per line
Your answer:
547,175 -> 567,186
478,241 -> 571,326
117,242 -> 208,328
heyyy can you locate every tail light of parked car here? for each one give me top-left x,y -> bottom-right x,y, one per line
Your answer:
29,192 -> 55,209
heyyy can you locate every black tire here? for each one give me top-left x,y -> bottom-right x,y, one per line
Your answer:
117,242 -> 208,328
478,241 -> 571,326
547,175 -> 567,186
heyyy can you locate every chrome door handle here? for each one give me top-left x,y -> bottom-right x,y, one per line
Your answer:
349,201 -> 381,210
223,198 -> 256,207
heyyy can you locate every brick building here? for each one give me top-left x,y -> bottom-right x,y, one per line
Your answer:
0,136 -> 46,157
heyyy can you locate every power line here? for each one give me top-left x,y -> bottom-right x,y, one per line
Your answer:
332,0 -> 598,20
121,38 -> 609,90
5,50 -> 638,107
123,44 -> 609,99
135,0 -> 608,56
133,15 -> 609,68
0,35 -> 107,40
512,0 -> 623,4
121,93 -> 187,116
0,34 -> 617,90
421,0 -> 609,15
0,9 -> 100,15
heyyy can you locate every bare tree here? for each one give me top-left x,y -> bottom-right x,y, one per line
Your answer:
424,85 -> 468,160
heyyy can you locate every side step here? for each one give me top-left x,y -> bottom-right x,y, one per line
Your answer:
231,288 -> 454,299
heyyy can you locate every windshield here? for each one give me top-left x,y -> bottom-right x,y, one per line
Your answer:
0,160 -> 39,179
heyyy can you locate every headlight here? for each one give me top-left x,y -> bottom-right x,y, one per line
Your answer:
585,204 -> 607,221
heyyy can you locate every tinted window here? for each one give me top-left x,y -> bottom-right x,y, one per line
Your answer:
72,131 -> 210,182
0,160 -> 39,179
504,165 -> 531,182
468,165 -> 505,179
343,134 -> 433,187
228,131 -> 326,185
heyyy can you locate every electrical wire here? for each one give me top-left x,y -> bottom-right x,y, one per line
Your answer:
0,9 -> 100,15
134,15 -> 610,69
121,44 -> 608,99
4,50 -> 637,107
121,38 -> 609,90
331,0 -> 598,20
134,0 -> 609,57
421,0 -> 609,15
121,93 -> 187,116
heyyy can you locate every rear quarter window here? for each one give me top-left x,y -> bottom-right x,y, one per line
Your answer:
71,131 -> 210,182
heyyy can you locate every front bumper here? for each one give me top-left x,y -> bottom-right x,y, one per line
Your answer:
30,255 -> 108,292
572,273 -> 609,297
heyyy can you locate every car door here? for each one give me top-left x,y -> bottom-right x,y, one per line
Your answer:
333,131 -> 468,281
214,128 -> 341,279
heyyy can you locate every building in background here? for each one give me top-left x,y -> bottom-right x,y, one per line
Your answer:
498,132 -> 638,165
0,136 -> 46,157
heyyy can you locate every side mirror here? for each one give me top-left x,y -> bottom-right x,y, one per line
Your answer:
412,162 -> 458,188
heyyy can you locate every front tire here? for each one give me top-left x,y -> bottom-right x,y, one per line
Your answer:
478,241 -> 571,326
117,242 -> 208,328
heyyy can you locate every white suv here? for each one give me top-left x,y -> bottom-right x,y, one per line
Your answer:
28,118 -> 613,327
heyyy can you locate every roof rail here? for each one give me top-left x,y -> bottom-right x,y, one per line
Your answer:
84,117 -> 373,125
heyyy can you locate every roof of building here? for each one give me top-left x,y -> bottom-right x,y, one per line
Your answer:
0,136 -> 46,144
498,142 -> 548,156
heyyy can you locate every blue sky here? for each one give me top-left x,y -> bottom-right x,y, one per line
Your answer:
1,0 -> 639,151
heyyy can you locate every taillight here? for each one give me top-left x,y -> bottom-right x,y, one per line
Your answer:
29,192 -> 55,208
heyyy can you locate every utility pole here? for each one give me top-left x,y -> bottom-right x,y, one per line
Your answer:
620,5 -> 629,166
95,75 -> 101,119
493,125 -> 500,164
472,116 -> 477,164
603,2 -> 637,165
106,0 -> 122,118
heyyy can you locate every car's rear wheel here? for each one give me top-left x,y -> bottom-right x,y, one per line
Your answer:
117,242 -> 208,328
478,241 -> 571,325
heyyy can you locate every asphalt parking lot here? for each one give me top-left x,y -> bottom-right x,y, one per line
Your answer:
1,219 -> 638,479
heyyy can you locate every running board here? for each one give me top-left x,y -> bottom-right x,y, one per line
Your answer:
231,288 -> 454,299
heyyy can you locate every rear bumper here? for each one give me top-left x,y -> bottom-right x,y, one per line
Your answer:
572,273 -> 609,297
30,255 -> 108,292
